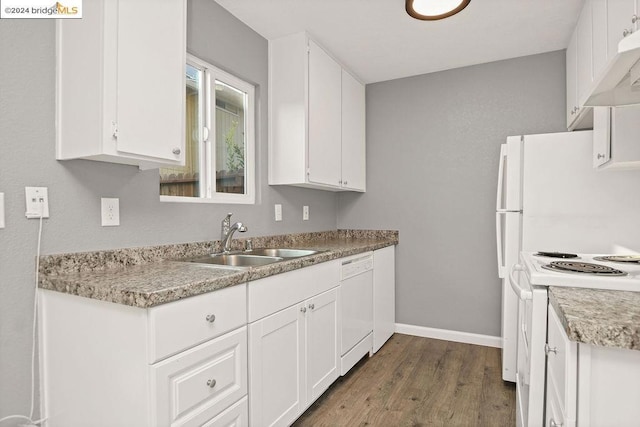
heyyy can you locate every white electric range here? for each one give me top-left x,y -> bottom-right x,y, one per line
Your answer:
510,252 -> 640,427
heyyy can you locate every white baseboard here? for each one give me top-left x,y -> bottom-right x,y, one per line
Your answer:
395,323 -> 502,348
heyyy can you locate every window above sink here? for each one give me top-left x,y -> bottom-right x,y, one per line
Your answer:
160,54 -> 256,204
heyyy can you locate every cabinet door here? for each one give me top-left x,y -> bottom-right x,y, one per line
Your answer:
577,3 -> 594,106
607,0 -> 637,59
373,247 -> 395,353
115,0 -> 185,163
592,0 -> 609,78
306,288 -> 339,402
308,40 -> 342,187
341,70 -> 366,191
592,107 -> 611,167
566,30 -> 578,128
546,307 -> 577,427
248,304 -> 305,427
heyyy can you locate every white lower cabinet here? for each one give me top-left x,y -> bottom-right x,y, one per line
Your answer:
152,327 -> 247,426
39,247 -> 396,427
545,306 -> 577,427
546,304 -> 640,426
39,284 -> 248,427
248,288 -> 339,427
247,260 -> 340,427
373,246 -> 395,353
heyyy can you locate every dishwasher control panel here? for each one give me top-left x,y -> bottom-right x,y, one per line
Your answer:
341,253 -> 373,281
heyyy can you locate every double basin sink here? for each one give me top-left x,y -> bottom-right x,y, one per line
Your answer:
181,248 -> 321,269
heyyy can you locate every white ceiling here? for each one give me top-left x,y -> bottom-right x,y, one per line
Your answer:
213,0 -> 585,84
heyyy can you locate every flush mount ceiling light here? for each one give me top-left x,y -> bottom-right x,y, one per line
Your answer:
406,0 -> 471,20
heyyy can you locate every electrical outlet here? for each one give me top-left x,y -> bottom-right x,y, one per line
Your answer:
25,187 -> 49,218
275,204 -> 282,222
0,192 -> 5,229
303,205 -> 309,221
101,198 -> 120,226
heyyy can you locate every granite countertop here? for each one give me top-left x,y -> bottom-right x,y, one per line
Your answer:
39,230 -> 398,308
549,286 -> 640,351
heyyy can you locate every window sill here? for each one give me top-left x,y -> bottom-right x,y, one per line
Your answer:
159,195 -> 255,204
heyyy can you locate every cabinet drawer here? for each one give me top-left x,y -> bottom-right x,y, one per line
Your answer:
248,260 -> 339,322
149,284 -> 246,363
152,326 -> 248,427
202,396 -> 248,427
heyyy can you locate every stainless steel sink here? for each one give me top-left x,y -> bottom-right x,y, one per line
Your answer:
182,253 -> 284,268
245,248 -> 319,258
179,248 -> 321,269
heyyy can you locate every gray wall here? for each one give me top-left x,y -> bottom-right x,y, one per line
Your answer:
0,1 -> 336,421
337,51 -> 567,337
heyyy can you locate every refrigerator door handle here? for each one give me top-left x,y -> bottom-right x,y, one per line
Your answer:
496,144 -> 507,211
509,264 -> 532,301
496,212 -> 507,278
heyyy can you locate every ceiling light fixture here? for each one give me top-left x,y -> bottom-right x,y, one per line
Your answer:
406,0 -> 471,21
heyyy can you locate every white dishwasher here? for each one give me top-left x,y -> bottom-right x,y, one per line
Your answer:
339,252 -> 373,375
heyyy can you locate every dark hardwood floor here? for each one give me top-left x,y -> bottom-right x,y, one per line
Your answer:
293,334 -> 516,427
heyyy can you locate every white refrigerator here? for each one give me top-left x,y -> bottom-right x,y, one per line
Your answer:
496,130 -> 640,383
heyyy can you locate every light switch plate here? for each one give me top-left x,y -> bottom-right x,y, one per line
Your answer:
25,187 -> 49,218
101,198 -> 120,226
0,193 -> 5,229
275,204 -> 282,222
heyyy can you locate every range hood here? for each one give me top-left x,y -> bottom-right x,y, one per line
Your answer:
584,31 -> 640,107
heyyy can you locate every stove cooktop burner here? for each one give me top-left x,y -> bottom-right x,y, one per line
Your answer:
535,251 -> 579,259
593,255 -> 640,264
541,261 -> 627,276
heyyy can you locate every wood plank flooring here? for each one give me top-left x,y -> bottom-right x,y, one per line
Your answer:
293,334 -> 515,426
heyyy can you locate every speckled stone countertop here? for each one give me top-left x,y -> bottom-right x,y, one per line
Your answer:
39,229 -> 398,308
549,287 -> 640,351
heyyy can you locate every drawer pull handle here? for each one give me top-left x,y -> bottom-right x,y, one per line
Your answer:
544,344 -> 557,355
550,419 -> 563,427
206,379 -> 216,388
205,314 -> 216,323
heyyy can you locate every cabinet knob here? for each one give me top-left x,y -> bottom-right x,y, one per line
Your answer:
300,306 -> 307,313
172,147 -> 181,155
632,14 -> 637,24
544,343 -> 558,355
623,28 -> 633,37
205,314 -> 216,323
597,153 -> 605,159
550,419 -> 563,427
309,303 -> 315,310
343,181 -> 348,186
206,379 -> 217,388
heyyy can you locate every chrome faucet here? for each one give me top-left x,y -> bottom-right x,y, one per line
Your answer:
220,213 -> 248,253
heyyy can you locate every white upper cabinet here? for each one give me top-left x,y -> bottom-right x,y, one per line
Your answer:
567,2 -> 595,130
607,0 -> 638,58
567,30 -> 579,127
56,0 -> 186,169
341,69 -> 367,191
593,106 -> 640,169
308,40 -> 343,187
592,0 -> 609,78
577,4 -> 594,104
568,0 -> 640,128
269,32 -> 366,192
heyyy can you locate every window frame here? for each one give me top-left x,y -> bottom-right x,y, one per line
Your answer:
160,54 -> 256,204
